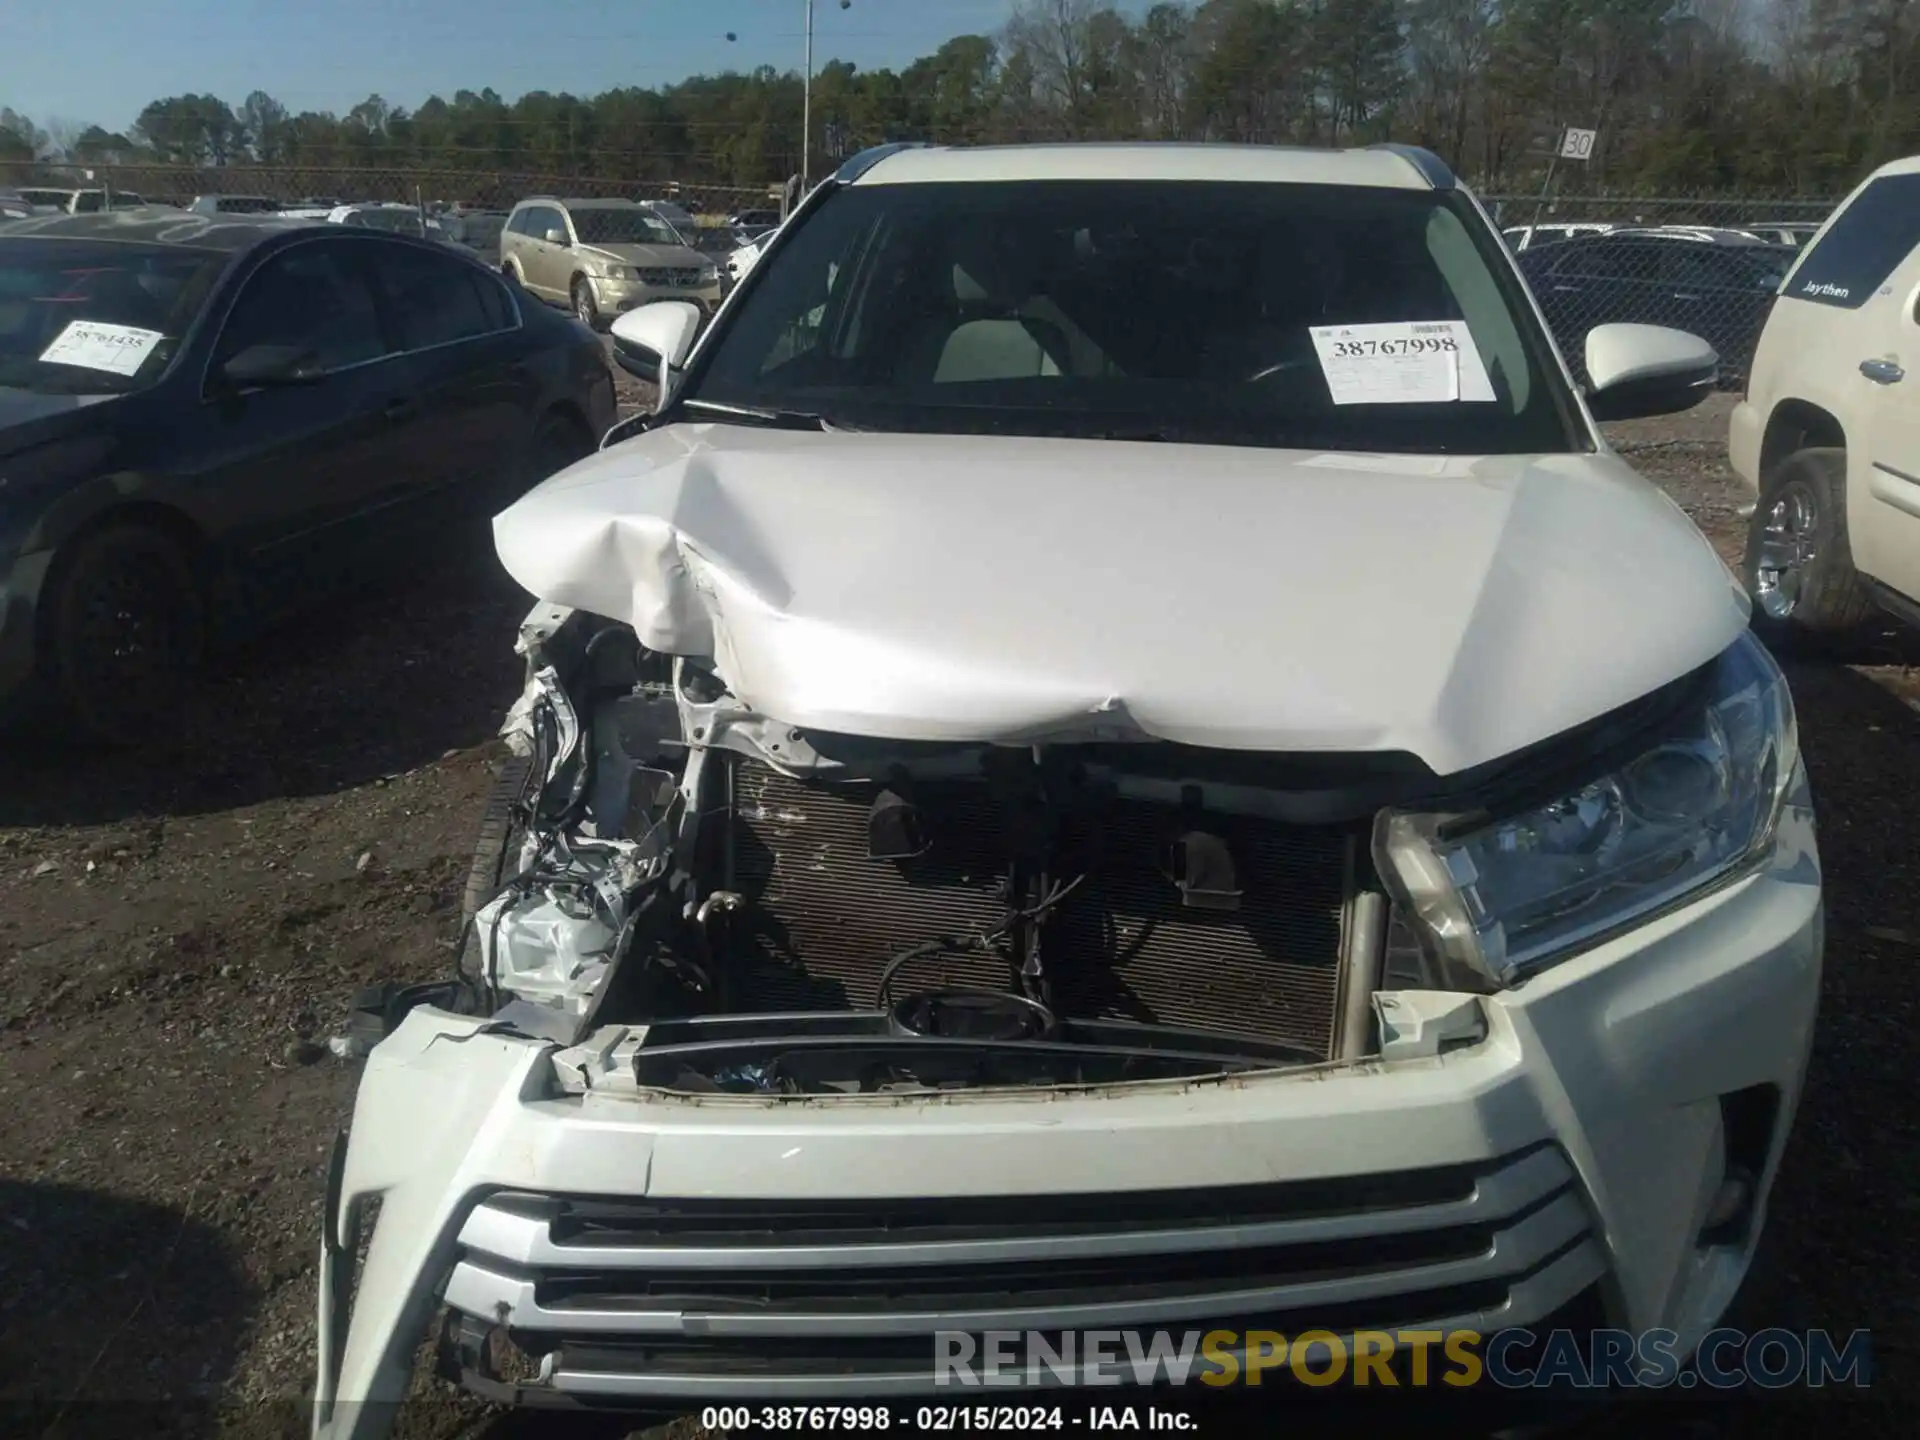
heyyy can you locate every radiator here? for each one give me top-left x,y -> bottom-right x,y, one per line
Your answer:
725,759 -> 1353,1058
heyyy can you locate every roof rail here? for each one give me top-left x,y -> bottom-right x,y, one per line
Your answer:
1368,144 -> 1456,191
833,141 -> 937,184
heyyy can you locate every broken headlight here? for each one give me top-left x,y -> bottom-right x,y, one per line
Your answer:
1375,632 -> 1799,988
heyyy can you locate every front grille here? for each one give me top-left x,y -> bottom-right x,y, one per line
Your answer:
725,760 -> 1351,1057
441,1145 -> 1605,1400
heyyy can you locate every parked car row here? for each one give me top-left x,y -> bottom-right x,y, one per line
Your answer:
1518,226 -> 1796,385
1503,220 -> 1824,387
1502,218 -> 1825,252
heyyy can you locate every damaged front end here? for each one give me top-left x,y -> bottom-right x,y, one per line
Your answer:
313,597 -> 1819,1439
465,602 -> 1431,1094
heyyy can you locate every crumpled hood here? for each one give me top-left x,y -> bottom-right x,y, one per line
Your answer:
492,426 -> 1747,776
584,242 -> 700,269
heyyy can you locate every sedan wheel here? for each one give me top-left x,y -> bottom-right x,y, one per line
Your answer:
46,524 -> 205,746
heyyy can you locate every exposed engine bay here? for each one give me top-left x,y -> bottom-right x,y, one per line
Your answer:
451,606 -> 1462,1096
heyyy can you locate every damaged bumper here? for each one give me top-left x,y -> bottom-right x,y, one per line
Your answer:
312,802 -> 1820,1437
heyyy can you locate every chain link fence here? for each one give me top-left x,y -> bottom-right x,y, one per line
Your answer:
0,161 -> 781,225
1481,192 -> 1841,389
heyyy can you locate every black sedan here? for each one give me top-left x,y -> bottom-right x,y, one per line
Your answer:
0,209 -> 617,743
1516,232 -> 1795,387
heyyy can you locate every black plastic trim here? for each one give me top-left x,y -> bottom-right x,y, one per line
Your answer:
1369,143 -> 1456,190
833,142 -> 938,184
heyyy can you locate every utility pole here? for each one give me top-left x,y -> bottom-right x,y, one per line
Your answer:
802,0 -> 814,193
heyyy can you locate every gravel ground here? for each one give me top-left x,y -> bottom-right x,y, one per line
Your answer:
0,378 -> 1910,1435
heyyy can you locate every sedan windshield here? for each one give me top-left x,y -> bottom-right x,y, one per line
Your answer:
0,239 -> 225,394
690,179 -> 1583,454
448,214 -> 506,249
573,209 -> 681,247
347,208 -> 429,234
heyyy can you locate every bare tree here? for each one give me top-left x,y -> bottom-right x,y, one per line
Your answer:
1004,0 -> 1111,136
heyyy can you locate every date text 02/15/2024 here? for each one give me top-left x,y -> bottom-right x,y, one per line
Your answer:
699,1406 -> 1196,1433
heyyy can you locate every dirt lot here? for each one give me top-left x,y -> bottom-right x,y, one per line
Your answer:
1,385 -> 1912,1436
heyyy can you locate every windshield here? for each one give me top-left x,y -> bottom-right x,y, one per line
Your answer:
349,209 -> 428,234
690,180 -> 1581,454
573,209 -> 682,247
0,239 -> 224,394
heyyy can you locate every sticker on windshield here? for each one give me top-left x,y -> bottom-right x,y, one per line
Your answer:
38,320 -> 166,377
1308,320 -> 1494,405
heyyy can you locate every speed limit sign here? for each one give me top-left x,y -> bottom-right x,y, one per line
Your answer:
1560,128 -> 1598,161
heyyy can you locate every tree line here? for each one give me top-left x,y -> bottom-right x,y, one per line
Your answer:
4,0 -> 1915,194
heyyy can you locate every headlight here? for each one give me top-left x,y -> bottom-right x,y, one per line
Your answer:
1374,632 -> 1799,988
587,260 -> 632,281
697,262 -> 719,283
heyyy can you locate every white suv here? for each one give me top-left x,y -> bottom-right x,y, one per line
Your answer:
1730,156 -> 1920,640
316,143 -> 1820,1434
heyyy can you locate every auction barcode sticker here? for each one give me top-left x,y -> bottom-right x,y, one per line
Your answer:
1309,319 -> 1495,406
39,320 -> 166,377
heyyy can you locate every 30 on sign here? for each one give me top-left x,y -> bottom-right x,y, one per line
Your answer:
1560,127 -> 1598,160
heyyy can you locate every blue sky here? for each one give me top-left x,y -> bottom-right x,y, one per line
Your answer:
6,0 -> 1024,135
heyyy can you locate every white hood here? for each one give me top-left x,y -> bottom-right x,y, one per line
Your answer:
492,426 -> 1747,776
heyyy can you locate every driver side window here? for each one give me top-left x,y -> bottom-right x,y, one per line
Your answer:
214,242 -> 391,377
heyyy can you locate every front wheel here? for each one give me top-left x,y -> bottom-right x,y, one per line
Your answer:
1742,447 -> 1877,649
572,276 -> 601,330
43,523 -> 206,746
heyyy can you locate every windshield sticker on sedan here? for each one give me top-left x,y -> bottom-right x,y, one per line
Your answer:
39,319 -> 166,377
1309,320 -> 1495,405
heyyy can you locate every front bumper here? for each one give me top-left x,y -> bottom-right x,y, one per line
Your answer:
313,803 -> 1821,1438
589,274 -> 723,314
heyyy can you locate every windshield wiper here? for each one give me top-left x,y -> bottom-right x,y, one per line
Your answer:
679,397 -> 855,431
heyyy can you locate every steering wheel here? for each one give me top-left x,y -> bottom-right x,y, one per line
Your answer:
1245,357 -> 1314,383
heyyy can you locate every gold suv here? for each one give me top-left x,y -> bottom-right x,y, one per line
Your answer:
500,196 -> 720,328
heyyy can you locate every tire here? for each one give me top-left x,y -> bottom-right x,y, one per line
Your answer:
43,523 -> 205,747
1742,447 -> 1878,648
459,752 -> 537,984
571,275 -> 601,330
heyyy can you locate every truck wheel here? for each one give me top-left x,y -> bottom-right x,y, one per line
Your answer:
44,522 -> 205,746
1743,447 -> 1877,648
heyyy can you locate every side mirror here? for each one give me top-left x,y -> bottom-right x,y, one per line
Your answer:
218,343 -> 326,389
542,227 -> 570,246
609,301 -> 703,389
1583,323 -> 1718,422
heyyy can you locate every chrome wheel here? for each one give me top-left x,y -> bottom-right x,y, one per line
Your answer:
573,281 -> 598,328
1754,481 -> 1819,620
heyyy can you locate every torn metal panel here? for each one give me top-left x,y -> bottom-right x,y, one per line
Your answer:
491,425 -> 1746,776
